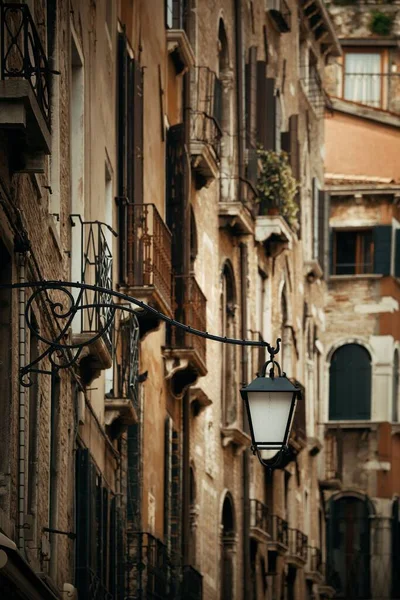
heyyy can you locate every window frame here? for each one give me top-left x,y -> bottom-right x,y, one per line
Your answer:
333,227 -> 374,276
342,48 -> 386,109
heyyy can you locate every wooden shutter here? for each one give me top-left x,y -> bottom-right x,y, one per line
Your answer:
265,78 -> 276,150
373,225 -> 392,275
213,76 -> 223,129
166,124 -> 185,273
245,46 -> 257,149
395,229 -> 400,277
318,190 -> 329,275
256,61 -> 267,148
329,344 -> 371,420
76,448 -> 97,590
133,60 -> 144,205
289,115 -> 299,180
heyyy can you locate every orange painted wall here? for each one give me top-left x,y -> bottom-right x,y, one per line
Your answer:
325,111 -> 400,183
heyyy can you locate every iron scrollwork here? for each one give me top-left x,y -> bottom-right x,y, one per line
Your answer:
5,280 -> 271,387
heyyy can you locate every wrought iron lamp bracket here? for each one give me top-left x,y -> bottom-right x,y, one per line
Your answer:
3,280 -> 271,387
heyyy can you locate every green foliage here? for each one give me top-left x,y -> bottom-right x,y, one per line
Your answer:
369,11 -> 394,36
256,149 -> 299,229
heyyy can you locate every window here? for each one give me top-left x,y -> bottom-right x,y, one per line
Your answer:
221,262 -> 237,425
329,344 -> 371,420
343,51 -> 382,108
333,229 -> 373,275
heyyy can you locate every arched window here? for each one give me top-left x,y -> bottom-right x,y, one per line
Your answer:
221,262 -> 237,425
221,494 -> 235,600
218,19 -> 229,76
329,344 -> 371,420
393,350 -> 399,422
327,496 -> 371,598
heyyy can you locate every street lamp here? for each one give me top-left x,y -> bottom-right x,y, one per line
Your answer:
240,338 -> 301,468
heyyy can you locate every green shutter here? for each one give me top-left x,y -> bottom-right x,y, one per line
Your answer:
373,225 -> 392,275
329,344 -> 371,420
395,229 -> 400,278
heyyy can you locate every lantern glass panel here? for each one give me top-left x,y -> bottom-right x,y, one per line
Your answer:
247,391 -> 293,446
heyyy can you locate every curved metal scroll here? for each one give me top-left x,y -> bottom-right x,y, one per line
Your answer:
4,280 -> 272,386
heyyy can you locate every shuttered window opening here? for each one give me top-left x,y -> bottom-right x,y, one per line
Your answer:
329,344 -> 371,421
117,31 -> 144,284
332,225 -> 392,276
76,448 -> 117,598
245,46 -> 258,149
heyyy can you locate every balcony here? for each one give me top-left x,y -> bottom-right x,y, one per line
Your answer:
267,0 -> 291,33
255,198 -> 294,256
104,312 -> 140,429
70,217 -> 114,377
164,274 -> 207,394
250,499 -> 269,544
118,202 -> 173,334
190,67 -> 222,188
166,1 -> 195,74
127,532 -> 169,599
267,515 -> 288,555
0,3 -> 52,172
126,532 -> 202,600
301,64 -> 329,118
75,567 -> 114,600
305,546 -> 324,584
286,528 -> 308,568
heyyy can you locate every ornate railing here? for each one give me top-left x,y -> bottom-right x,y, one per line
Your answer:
110,311 -> 140,411
182,565 -> 203,600
190,67 -> 223,159
75,567 -> 114,600
301,63 -> 329,116
170,274 -> 207,365
268,514 -> 288,547
127,532 -> 169,600
250,499 -> 269,533
307,546 -> 323,574
1,3 -> 51,126
288,528 -> 308,562
121,202 -> 172,309
71,216 -> 115,349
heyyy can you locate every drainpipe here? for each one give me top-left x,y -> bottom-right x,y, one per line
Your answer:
18,252 -> 27,554
240,243 -> 251,598
235,0 -> 245,203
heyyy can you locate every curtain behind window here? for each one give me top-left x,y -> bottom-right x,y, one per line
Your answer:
344,53 -> 381,107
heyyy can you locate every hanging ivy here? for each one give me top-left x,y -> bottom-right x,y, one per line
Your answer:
256,149 -> 299,229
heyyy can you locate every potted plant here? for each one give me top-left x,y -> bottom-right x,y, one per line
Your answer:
256,148 -> 299,229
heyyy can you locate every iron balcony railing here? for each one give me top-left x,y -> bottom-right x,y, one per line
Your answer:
120,202 -> 172,310
191,66 -> 223,159
127,532 -> 169,600
182,565 -> 203,600
268,514 -> 288,547
288,528 -> 308,562
109,311 -> 140,411
170,274 -> 207,366
71,216 -> 115,349
126,532 -> 202,600
307,546 -> 323,574
250,499 -> 269,533
1,3 -> 51,126
75,567 -> 113,600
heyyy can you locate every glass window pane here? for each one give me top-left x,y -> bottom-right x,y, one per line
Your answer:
344,53 -> 381,107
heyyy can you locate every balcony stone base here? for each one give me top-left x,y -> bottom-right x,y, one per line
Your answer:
104,399 -> 138,427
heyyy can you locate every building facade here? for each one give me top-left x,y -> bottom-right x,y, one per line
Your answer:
323,1 -> 400,598
2,1 -> 397,600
